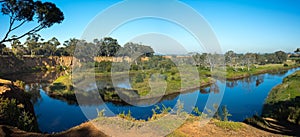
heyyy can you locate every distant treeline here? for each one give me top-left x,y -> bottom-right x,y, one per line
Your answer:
0,34 -> 154,58
0,34 -> 298,69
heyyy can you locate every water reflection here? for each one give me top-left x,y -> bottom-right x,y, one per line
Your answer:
3,68 -> 300,133
226,74 -> 266,90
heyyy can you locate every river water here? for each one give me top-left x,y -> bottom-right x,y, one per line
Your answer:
3,68 -> 299,133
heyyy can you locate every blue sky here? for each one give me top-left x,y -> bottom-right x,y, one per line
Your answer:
1,0 -> 300,53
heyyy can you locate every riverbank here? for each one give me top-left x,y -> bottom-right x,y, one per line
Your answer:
46,73 -> 215,104
0,116 -> 282,137
263,70 -> 300,124
46,63 -> 299,104
244,70 -> 300,136
0,79 -> 39,132
226,64 -> 300,80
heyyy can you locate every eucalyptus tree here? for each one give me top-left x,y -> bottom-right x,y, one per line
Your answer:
100,37 -> 120,57
0,0 -> 64,44
63,38 -> 80,56
24,34 -> 42,56
274,51 -> 287,64
225,50 -> 237,68
10,39 -> 25,56
42,37 -> 60,56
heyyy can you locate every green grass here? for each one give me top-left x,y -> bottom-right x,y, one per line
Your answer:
49,75 -> 73,95
214,121 -> 244,131
262,70 -> 300,125
265,70 -> 300,104
226,64 -> 299,80
129,66 -> 214,97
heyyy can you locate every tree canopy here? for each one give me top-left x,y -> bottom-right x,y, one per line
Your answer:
0,0 -> 64,44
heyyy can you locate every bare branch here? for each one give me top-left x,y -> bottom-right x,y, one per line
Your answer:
11,20 -> 27,32
1,24 -> 45,43
1,15 -> 16,44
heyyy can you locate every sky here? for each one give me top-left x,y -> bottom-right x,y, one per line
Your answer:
1,0 -> 300,54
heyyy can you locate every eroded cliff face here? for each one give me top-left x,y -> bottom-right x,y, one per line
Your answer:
0,56 -> 74,75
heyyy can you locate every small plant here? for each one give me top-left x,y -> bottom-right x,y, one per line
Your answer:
97,109 -> 105,117
175,100 -> 184,116
18,111 -> 35,132
118,110 -> 135,121
15,80 -> 25,89
192,107 -> 202,116
160,104 -> 172,114
222,105 -> 232,121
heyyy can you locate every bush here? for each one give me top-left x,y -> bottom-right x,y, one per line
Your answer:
135,73 -> 144,83
283,63 -> 288,67
0,98 -> 37,132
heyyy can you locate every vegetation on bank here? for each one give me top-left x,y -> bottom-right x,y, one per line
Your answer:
0,80 -> 39,132
93,101 -> 245,136
48,60 -> 298,103
0,98 -> 37,132
262,70 -> 300,125
226,63 -> 300,80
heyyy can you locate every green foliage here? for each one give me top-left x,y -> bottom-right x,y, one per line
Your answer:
118,110 -> 135,121
15,80 -> 25,89
192,107 -> 200,115
160,104 -> 172,114
263,70 -> 300,125
221,105 -> 232,121
0,0 -> 64,44
0,98 -> 37,132
95,61 -> 112,72
135,73 -> 144,83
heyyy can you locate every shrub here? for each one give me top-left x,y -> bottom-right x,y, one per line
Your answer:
135,73 -> 144,83
283,63 -> 288,67
0,98 -> 37,132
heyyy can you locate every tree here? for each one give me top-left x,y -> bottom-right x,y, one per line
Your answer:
24,34 -> 41,56
62,38 -> 79,56
244,53 -> 255,71
11,39 -> 25,56
122,42 -> 154,57
295,48 -> 300,53
42,37 -> 60,56
0,0 -> 64,44
275,51 -> 287,64
225,50 -> 238,70
0,44 -> 6,55
204,53 -> 221,72
99,37 -> 120,57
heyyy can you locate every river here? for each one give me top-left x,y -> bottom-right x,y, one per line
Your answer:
3,68 -> 299,133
